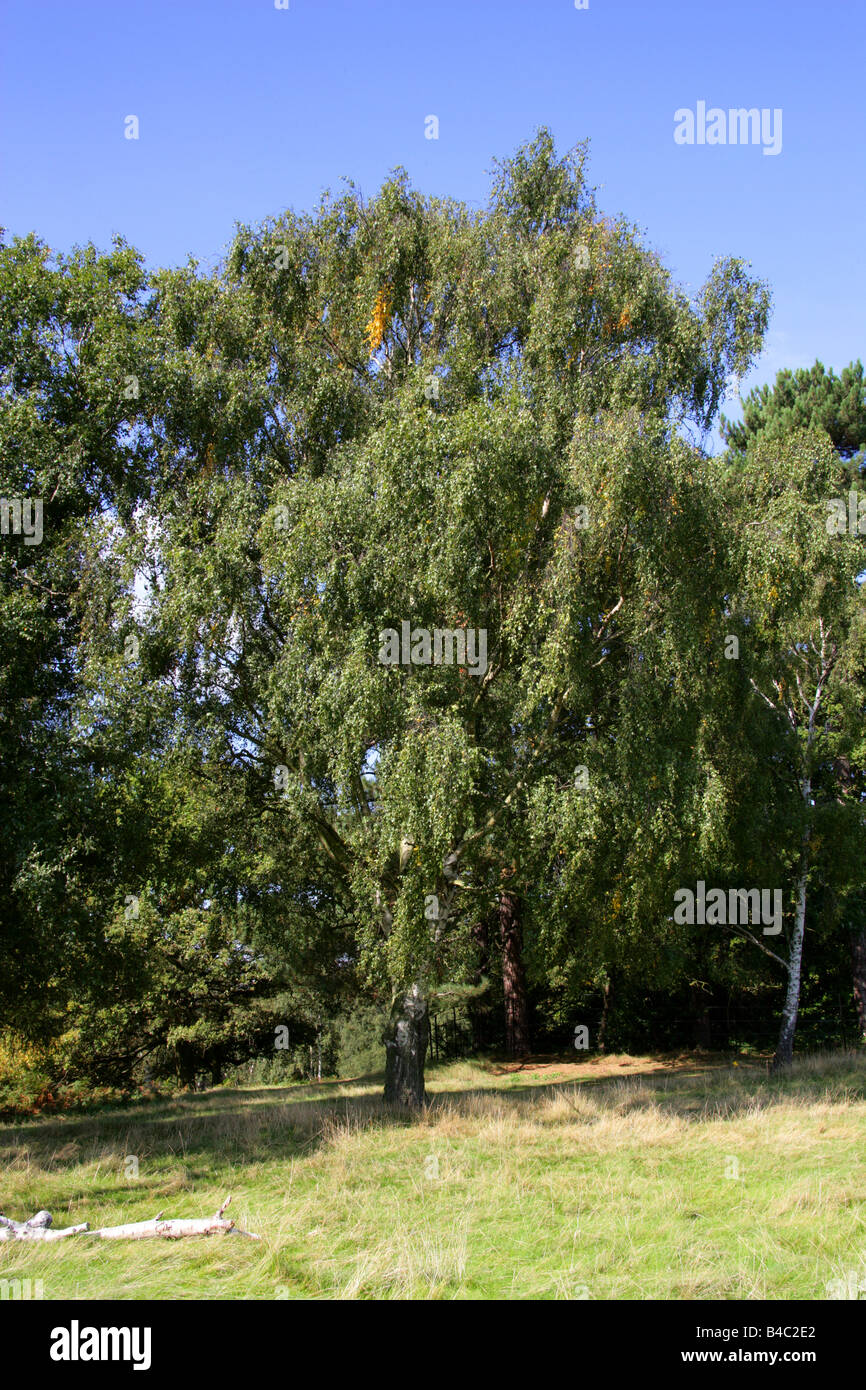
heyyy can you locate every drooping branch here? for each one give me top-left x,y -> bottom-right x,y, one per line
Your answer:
456,686 -> 571,861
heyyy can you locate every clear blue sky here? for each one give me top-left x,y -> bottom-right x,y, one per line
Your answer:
2,0 -> 863,420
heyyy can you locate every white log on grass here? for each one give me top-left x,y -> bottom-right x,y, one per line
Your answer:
0,1212 -> 90,1241
0,1195 -> 260,1242
91,1196 -> 259,1240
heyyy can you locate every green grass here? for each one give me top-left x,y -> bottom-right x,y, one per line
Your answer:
1,1051 -> 865,1300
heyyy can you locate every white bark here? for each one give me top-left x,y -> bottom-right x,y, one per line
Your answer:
775,829 -> 810,1066
91,1195 -> 259,1240
0,1196 -> 260,1242
0,1212 -> 89,1241
92,1215 -> 233,1240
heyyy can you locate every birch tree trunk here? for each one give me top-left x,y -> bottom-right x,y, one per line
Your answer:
773,823 -> 810,1069
751,622 -> 835,1074
383,984 -> 428,1107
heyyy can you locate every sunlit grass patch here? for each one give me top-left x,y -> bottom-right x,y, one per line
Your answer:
1,1051 -> 864,1300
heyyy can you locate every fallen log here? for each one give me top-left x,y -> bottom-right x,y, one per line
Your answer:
0,1212 -> 89,1241
0,1196 -> 260,1242
91,1195 -> 259,1240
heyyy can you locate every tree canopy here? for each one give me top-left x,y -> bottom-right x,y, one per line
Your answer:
1,132 -> 862,1110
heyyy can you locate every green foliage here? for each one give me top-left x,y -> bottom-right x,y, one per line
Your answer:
333,1000 -> 391,1078
1,131 -> 860,1100
721,360 -> 866,476
125,130 -> 771,1040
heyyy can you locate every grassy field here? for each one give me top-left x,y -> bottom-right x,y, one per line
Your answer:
1,1051 -> 865,1301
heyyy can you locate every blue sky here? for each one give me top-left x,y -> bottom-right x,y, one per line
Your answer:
2,0 -> 863,427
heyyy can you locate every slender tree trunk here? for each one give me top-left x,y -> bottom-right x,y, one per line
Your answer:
597,976 -> 613,1053
850,926 -> 866,1043
773,829 -> 809,1070
384,984 -> 428,1107
500,891 -> 530,1057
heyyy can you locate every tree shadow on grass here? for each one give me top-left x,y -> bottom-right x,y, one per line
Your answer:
2,1052 -> 863,1177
